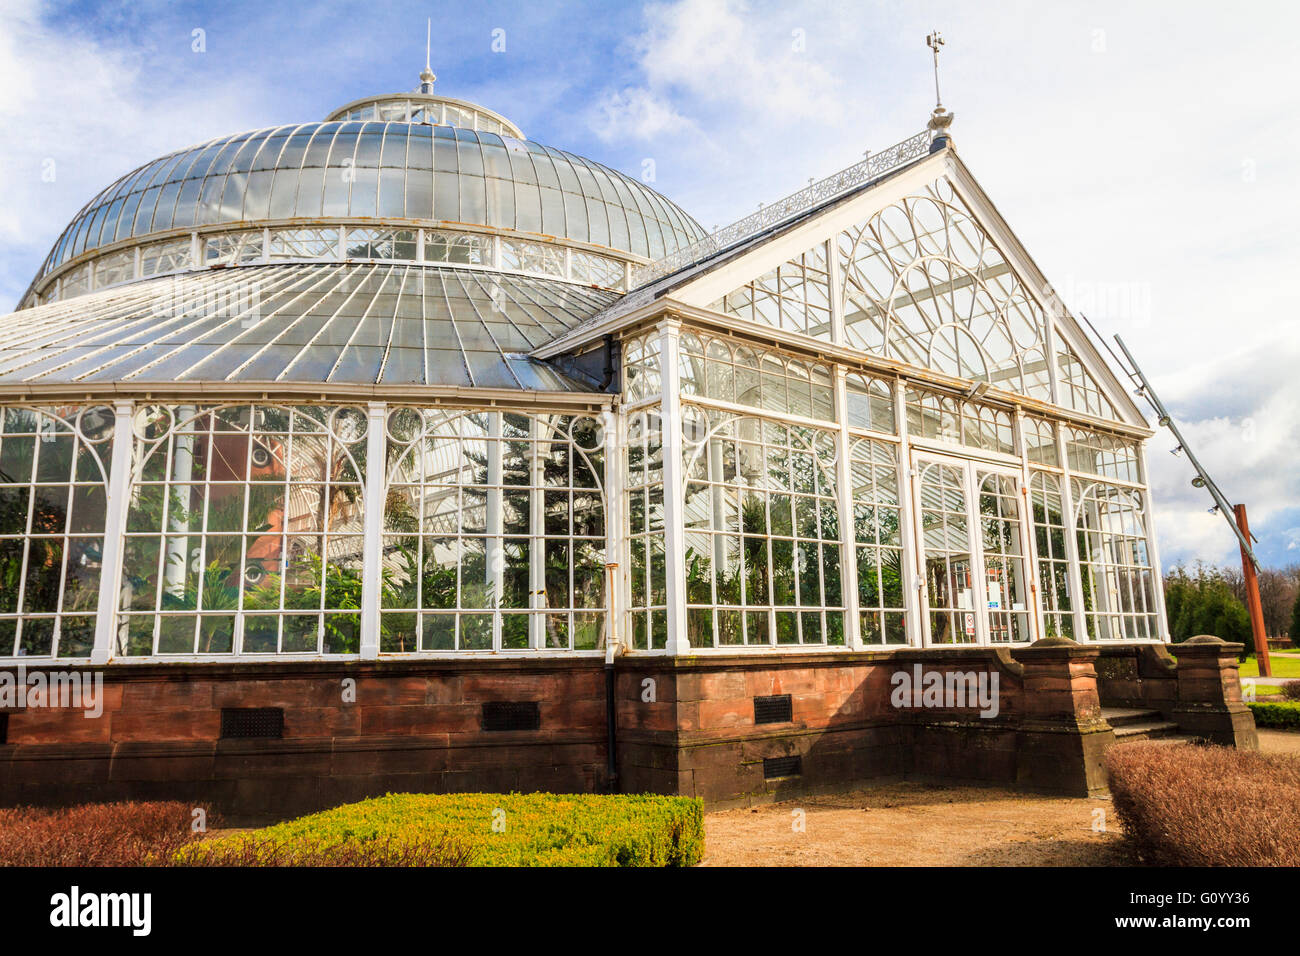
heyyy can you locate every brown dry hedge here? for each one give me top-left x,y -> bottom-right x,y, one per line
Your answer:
0,801 -> 210,866
1105,742 -> 1300,866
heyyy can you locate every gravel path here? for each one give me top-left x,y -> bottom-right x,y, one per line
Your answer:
1259,729 -> 1300,753
701,784 -> 1126,866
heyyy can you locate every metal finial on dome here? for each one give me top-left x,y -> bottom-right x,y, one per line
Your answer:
925,30 -> 954,149
419,19 -> 436,93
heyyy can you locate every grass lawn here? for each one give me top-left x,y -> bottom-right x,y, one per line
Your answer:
1239,656 -> 1300,679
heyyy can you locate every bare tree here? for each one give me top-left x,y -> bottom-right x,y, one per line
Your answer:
1216,563 -> 1299,639
1261,565 -> 1300,638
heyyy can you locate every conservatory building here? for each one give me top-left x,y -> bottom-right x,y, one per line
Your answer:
0,75 -> 1254,816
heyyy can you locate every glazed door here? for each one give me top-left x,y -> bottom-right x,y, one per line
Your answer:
974,470 -> 1033,644
912,454 -> 1033,645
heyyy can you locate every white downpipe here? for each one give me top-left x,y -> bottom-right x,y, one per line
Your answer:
163,404 -> 196,598
659,322 -> 689,655
487,412 -> 504,650
359,401 -> 387,659
91,401 -> 137,664
834,367 -> 861,649
602,408 -> 623,654
529,416 -> 546,650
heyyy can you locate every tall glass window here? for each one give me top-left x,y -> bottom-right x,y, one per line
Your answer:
382,408 -> 605,652
681,408 -> 843,647
1073,479 -> 1158,640
1030,472 -> 1073,638
850,438 -> 906,644
119,404 -> 366,656
626,409 -> 666,649
0,406 -> 113,658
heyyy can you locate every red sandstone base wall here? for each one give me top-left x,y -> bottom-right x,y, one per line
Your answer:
0,660 -> 610,823
0,640 -> 1254,819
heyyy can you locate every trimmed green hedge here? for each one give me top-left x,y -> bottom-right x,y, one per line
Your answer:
1248,701 -> 1300,730
175,792 -> 705,867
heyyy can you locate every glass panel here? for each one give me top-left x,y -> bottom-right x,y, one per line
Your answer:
118,404 -> 366,656
977,472 -> 1032,643
381,409 -> 606,653
680,408 -> 842,648
916,461 -> 975,645
0,407 -> 112,657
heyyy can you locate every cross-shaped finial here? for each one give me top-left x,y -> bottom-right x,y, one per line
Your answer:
923,30 -> 954,144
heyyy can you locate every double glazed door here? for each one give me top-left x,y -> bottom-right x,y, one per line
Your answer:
912,453 -> 1034,646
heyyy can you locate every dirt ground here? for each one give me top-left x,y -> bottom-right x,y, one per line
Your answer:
700,731 -> 1300,866
1258,729 -> 1300,754
701,783 -> 1126,866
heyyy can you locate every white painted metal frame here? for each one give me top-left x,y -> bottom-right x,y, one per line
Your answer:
90,401 -> 135,665
658,320 -> 690,655
909,449 -> 1028,647
359,402 -> 386,658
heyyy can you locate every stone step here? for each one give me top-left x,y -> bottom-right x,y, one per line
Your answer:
1100,707 -> 1165,728
1112,719 -> 1182,741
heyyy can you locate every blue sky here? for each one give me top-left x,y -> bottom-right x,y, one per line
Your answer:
2,0 -> 1298,569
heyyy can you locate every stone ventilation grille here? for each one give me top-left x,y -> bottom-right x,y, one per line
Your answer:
763,755 -> 802,779
481,701 -> 541,732
220,707 -> 285,739
753,694 -> 793,724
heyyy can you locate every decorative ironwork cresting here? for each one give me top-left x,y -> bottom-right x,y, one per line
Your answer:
632,129 -> 934,286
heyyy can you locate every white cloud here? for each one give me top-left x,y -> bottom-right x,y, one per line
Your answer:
632,0 -> 843,125
590,86 -> 695,142
608,0 -> 1300,567
1144,338 -> 1300,567
0,1 -> 256,303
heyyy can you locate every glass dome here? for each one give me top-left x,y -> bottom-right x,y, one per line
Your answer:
325,91 -> 526,139
33,121 -> 706,291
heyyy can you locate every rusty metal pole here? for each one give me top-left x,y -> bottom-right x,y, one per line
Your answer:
1234,504 -> 1271,678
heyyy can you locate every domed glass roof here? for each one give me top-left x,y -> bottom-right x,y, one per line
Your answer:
36,121 -> 706,285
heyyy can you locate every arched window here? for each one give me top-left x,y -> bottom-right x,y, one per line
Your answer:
0,406 -> 113,658
681,409 -> 842,647
383,409 -> 606,652
838,180 -> 1054,402
119,404 -> 366,656
1072,480 -> 1158,641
